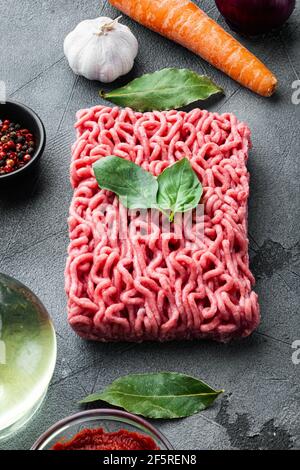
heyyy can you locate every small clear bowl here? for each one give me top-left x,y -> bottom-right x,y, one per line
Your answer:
0,273 -> 56,441
31,409 -> 173,450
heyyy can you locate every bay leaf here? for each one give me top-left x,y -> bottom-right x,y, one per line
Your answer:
100,68 -> 223,112
80,372 -> 223,419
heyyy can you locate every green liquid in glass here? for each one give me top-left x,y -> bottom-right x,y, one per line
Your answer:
0,273 -> 56,439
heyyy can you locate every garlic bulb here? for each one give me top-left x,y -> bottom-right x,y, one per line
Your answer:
64,17 -> 138,83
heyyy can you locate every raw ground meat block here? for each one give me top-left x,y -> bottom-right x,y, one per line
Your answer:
65,105 -> 260,342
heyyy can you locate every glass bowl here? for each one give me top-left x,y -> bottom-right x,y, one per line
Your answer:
31,409 -> 173,450
0,273 -> 56,440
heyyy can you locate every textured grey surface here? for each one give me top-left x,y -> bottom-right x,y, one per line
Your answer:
0,0 -> 299,450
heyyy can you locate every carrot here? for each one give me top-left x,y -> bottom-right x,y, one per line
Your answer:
109,0 -> 277,97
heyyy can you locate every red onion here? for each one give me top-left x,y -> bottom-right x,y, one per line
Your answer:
215,0 -> 296,35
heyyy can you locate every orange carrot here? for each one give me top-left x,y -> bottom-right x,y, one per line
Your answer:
109,0 -> 277,97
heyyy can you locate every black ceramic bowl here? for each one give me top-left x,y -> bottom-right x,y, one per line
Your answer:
0,100 -> 46,183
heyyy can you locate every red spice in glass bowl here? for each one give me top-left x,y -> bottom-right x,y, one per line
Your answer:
31,410 -> 173,450
0,119 -> 36,175
52,427 -> 159,451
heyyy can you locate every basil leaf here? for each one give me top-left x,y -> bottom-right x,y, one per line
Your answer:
93,156 -> 158,209
157,158 -> 202,221
100,68 -> 223,112
80,372 -> 223,419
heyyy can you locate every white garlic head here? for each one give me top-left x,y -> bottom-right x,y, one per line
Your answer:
64,16 -> 138,83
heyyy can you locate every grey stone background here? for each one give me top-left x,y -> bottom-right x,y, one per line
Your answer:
0,0 -> 299,450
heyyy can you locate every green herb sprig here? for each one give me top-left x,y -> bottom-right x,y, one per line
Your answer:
92,156 -> 203,221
